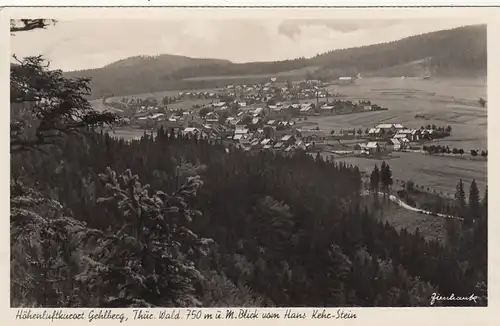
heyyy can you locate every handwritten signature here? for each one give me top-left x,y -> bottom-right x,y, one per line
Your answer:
430,293 -> 478,306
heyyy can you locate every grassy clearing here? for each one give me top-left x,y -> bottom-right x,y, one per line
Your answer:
361,195 -> 447,243
105,127 -> 154,141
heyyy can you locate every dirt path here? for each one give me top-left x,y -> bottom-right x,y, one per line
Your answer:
361,190 -> 464,221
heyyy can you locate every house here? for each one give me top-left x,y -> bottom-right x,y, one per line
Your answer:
260,138 -> 273,146
227,117 -> 241,127
295,140 -> 306,150
250,140 -> 260,148
393,133 -> 410,143
253,107 -> 266,117
399,137 -> 410,148
375,123 -> 397,135
213,102 -> 226,109
205,112 -> 220,123
388,138 -> 401,151
368,128 -> 381,137
251,117 -> 262,125
234,134 -> 252,145
149,113 -> 165,120
410,129 -> 421,141
182,127 -> 202,137
366,141 -> 382,154
338,76 -> 354,85
395,128 -> 421,142
280,134 -> 296,146
234,128 -> 249,136
299,103 -> 315,115
274,142 -> 284,149
271,107 -> 293,120
321,105 -> 335,115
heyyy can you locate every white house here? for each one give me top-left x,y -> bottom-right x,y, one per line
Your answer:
366,141 -> 382,153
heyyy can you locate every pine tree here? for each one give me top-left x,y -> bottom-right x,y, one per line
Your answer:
370,165 -> 380,194
454,179 -> 467,219
380,161 -> 393,196
468,179 -> 480,223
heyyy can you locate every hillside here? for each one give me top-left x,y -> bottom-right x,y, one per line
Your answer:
64,25 -> 486,99
64,54 -> 233,98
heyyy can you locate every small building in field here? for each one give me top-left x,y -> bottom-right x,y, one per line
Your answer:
366,141 -> 382,154
338,76 -> 355,85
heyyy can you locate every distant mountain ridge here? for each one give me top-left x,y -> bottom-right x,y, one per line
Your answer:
64,24 -> 486,99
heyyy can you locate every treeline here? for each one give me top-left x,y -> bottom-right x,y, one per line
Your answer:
423,145 -> 488,157
309,25 -> 485,75
11,129 -> 487,307
63,25 -> 486,99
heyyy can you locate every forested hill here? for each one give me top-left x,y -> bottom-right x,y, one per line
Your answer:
308,24 -> 486,77
64,54 -> 233,98
64,24 -> 486,99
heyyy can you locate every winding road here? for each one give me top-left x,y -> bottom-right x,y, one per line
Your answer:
361,190 -> 464,221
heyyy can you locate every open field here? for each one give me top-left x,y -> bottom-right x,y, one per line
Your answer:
308,79 -> 487,150
361,195 -> 447,243
104,127 -> 155,141
341,152 -> 487,197
306,77 -> 487,198
90,88 -> 219,110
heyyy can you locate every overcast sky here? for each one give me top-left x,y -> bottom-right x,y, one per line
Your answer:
11,19 -> 479,72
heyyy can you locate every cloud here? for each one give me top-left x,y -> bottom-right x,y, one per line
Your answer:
277,19 -> 402,39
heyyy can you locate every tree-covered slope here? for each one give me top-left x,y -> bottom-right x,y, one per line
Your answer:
64,25 -> 486,98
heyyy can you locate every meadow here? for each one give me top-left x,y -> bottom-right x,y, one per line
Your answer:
310,77 -> 487,196
341,152 -> 487,197
360,195 -> 447,244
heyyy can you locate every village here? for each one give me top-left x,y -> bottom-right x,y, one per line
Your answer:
106,78 -> 458,158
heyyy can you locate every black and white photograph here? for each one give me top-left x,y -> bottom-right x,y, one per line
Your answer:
9,9 -> 488,309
